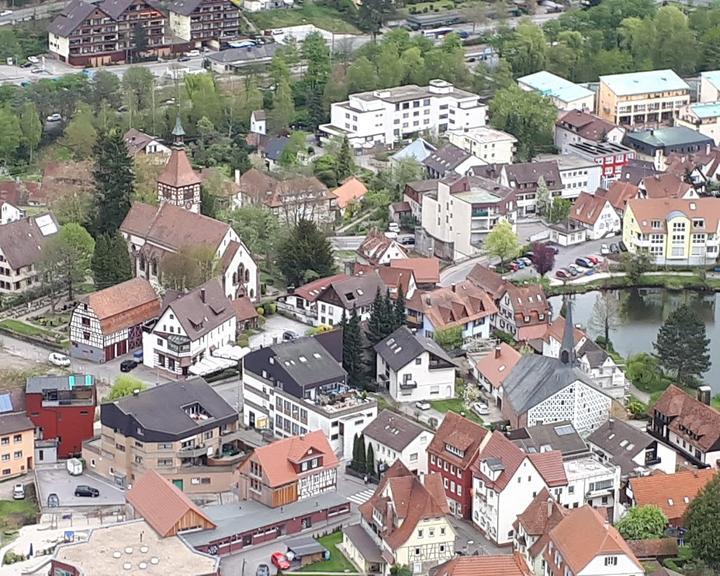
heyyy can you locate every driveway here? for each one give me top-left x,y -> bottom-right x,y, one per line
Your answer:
250,314 -> 309,348
34,464 -> 125,512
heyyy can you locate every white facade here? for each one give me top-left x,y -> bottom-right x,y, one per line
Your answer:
556,156 -> 603,199
241,372 -> 377,457
576,554 -> 644,576
676,102 -> 720,146
699,71 -> 720,103
320,80 -> 487,149
376,350 -> 455,403
667,430 -> 720,468
0,202 -> 23,225
555,125 -> 625,155
447,127 -> 517,165
582,201 -> 622,240
526,382 -> 612,437
250,111 -> 266,135
316,300 -> 372,328
559,455 -> 621,521
364,430 -> 434,476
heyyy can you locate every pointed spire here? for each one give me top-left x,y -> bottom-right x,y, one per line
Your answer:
560,295 -> 576,366
172,115 -> 185,147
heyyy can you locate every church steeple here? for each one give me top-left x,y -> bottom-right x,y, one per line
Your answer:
559,295 -> 576,366
156,115 -> 202,213
172,115 -> 186,148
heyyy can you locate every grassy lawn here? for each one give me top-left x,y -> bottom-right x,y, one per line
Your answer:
430,398 -> 483,424
0,499 -> 38,545
297,531 -> 355,573
0,319 -> 53,338
247,5 -> 360,34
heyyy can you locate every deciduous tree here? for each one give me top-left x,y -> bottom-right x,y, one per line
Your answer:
62,104 -> 97,159
162,245 -> 217,291
41,223 -> 95,300
588,291 -> 621,344
485,220 -> 519,266
616,505 -> 668,540
19,102 -> 41,163
107,375 -> 146,400
685,471 -> 720,570
532,242 -> 555,276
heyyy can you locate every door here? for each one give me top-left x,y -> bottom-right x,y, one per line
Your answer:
172,479 -> 184,491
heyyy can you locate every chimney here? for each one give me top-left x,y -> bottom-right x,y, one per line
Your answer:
547,497 -> 553,519
608,418 -> 614,430
697,385 -> 712,405
234,168 -> 240,185
451,283 -> 456,293
200,288 -> 206,303
494,346 -> 501,359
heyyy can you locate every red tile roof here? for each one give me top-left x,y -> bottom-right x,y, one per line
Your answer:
474,343 -> 521,390
357,230 -> 408,265
407,281 -> 498,332
626,538 -> 679,560
542,315 -> 585,346
233,296 -> 259,323
390,257 -> 440,285
353,263 -> 414,299
467,264 -> 506,300
127,470 -> 216,537
527,452 -> 567,487
556,110 -> 619,142
293,273 -> 349,302
653,385 -> 720,452
570,192 -> 612,226
516,488 -> 567,536
641,173 -> 693,199
331,177 -> 367,209
431,553 -> 532,576
427,411 -> 488,471
629,469 -> 717,524
598,180 -> 639,212
157,147 -> 201,188
86,278 -> 160,335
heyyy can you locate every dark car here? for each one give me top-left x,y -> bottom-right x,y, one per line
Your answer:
618,240 -> 628,252
74,485 -> 100,498
178,55 -> 191,62
120,360 -> 137,372
575,257 -> 593,268
256,565 -> 270,576
541,242 -> 560,255
610,242 -> 620,254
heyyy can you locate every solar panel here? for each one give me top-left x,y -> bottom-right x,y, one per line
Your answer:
554,424 -> 575,436
35,214 -> 58,236
0,393 -> 13,413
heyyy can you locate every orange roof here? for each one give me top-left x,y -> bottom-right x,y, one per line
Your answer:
331,177 -> 368,209
86,278 -> 160,334
127,471 -> 216,537
652,384 -> 720,452
391,257 -> 440,285
629,469 -> 717,523
427,411 -> 488,470
354,263 -> 414,298
627,197 -> 720,234
515,488 -> 567,537
549,505 -> 642,575
528,452 -> 567,487
642,173 -> 693,199
293,273 -> 349,302
247,430 -> 339,488
542,315 -> 585,346
233,296 -> 259,322
599,180 -> 639,212
474,343 -> 521,389
407,281 -> 498,331
431,553 -> 532,576
157,147 -> 201,188
570,191 -> 612,226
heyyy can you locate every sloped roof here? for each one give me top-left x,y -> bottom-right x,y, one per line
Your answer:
598,180 -> 640,212
0,214 -> 58,269
357,231 -> 407,265
331,177 -> 367,209
653,385 -> 720,452
430,554 -> 532,576
362,409 -> 430,452
641,173 -> 693,199
503,161 -> 561,188
587,419 -> 653,476
422,143 -> 471,174
467,264 -> 506,299
157,147 -> 202,188
390,258 -> 440,285
374,325 -> 453,372
294,273 -> 349,302
474,343 -> 521,390
86,278 -> 160,334
317,272 -> 386,309
556,110 -> 620,142
542,315 -> 585,347
163,278 -> 235,341
627,538 -> 679,560
127,470 -> 216,537
249,431 -> 338,488
236,168 -> 278,204
123,128 -> 161,156
391,138 -> 437,163
233,296 -> 259,323
629,468 -> 717,523
47,0 -> 100,36
626,197 -> 720,234
353,263 -> 414,299
570,192 -> 612,226
549,505 -> 642,574
516,488 -> 567,537
427,411 -> 488,471
407,281 -> 498,331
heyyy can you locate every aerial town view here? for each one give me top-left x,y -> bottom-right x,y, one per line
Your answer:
1,0 -> 720,574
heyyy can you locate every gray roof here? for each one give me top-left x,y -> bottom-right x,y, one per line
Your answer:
26,374 -> 94,394
623,127 -> 714,150
509,421 -> 587,457
422,143 -> 471,174
164,278 -> 234,341
342,524 -> 383,564
319,273 -> 386,310
272,337 -> 346,387
577,338 -> 609,369
169,0 -> 204,16
180,493 -> 349,547
0,214 -> 58,270
620,159 -> 658,185
264,136 -> 289,161
110,377 -> 236,436
586,419 -> 654,476
503,160 -> 562,188
209,44 -> 279,65
285,536 -> 327,557
374,326 -> 453,372
0,412 -> 34,435
47,0 -> 98,36
362,409 -> 430,452
502,355 -> 600,415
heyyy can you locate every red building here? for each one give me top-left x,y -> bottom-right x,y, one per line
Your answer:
566,141 -> 636,183
427,411 -> 489,519
25,374 -> 96,458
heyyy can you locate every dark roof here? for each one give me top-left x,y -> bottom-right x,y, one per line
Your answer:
422,143 -> 471,174
362,409 -> 430,452
503,161 -> 561,188
0,413 -> 34,435
620,159 -> 659,185
374,326 -> 453,372
169,0 -> 204,16
107,377 -> 236,437
502,355 -> 598,415
342,524 -> 383,564
264,136 -> 290,161
556,110 -> 619,142
47,0 -> 98,36
209,44 -> 279,65
163,278 -> 234,341
26,374 -> 94,394
0,214 -> 58,269
123,128 -> 160,156
508,421 -> 587,457
317,273 -> 386,309
577,338 -> 609,369
624,127 -> 714,151
627,538 -> 679,560
653,385 -> 720,452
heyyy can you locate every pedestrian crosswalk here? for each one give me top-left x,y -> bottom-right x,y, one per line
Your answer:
347,488 -> 375,506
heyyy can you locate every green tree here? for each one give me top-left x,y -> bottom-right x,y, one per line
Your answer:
536,176 -> 551,216
357,433 -> 367,473
107,375 -> 147,400
394,284 -> 406,329
352,433 -> 361,471
376,43 -> 405,89
368,287 -> 392,345
489,86 -> 556,160
434,326 -> 463,349
91,70 -> 121,111
389,566 -> 412,576
502,22 -> 547,77
652,6 -> 697,74
343,307 -> 365,389
0,107 -> 22,164
122,66 -> 155,113
41,223 -> 95,300
366,443 -> 375,477
484,220 -> 519,266
277,219 -> 335,287
62,104 -> 98,159
132,22 -> 148,55
162,245 -> 217,291
621,252 -> 652,283
336,137 -> 354,181
271,78 -> 295,132
685,471 -> 720,571
358,0 -> 393,38
92,232 -> 133,290
19,102 -> 41,163
547,198 -> 572,224
626,353 -> 668,393
616,505 -> 668,540
224,205 -> 281,273
653,304 -> 711,387
588,292 -> 621,345
278,131 -> 307,168
347,56 -> 379,93
91,128 -> 134,236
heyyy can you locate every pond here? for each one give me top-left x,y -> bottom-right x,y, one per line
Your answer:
548,289 -> 720,392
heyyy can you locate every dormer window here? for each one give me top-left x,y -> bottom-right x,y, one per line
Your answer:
445,443 -> 465,458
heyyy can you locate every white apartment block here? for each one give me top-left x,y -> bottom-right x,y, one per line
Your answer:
537,154 -> 603,199
447,127 -> 517,165
320,80 -> 487,149
559,454 -> 621,522
699,70 -> 720,103
676,102 -> 720,146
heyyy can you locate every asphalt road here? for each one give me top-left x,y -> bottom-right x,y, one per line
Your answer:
0,1 -> 65,26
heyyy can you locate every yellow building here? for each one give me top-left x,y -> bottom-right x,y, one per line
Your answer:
623,197 -> 720,265
0,407 -> 34,479
598,70 -> 690,127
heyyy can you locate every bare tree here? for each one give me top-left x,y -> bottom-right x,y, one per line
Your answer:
588,291 -> 622,345
462,2 -> 488,33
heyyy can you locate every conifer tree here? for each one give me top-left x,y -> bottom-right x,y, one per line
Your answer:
90,128 -> 134,236
336,136 -> 354,181
343,306 -> 365,388
357,433 -> 367,473
394,284 -> 406,330
366,443 -> 375,478
367,287 -> 386,344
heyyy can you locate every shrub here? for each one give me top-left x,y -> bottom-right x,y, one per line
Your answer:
237,333 -> 250,347
256,306 -> 265,316
265,302 -> 277,315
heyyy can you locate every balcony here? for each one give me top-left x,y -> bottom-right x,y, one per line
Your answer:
167,334 -> 191,354
399,380 -> 418,390
178,444 -> 208,458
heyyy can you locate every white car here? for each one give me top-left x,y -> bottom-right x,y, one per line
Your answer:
27,56 -> 39,64
384,231 -> 398,240
12,483 -> 24,500
48,352 -> 71,367
600,244 -> 610,255
187,49 -> 201,57
388,222 -> 400,233
415,401 -> 431,411
472,402 -> 490,416
46,113 -> 62,122
0,10 -> 13,17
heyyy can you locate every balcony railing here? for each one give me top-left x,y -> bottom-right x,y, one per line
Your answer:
178,444 -> 208,458
399,380 -> 417,390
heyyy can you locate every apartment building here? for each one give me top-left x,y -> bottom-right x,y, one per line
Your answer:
597,69 -> 690,126
622,197 -> 720,265
536,154 -> 603,199
517,70 -> 595,112
48,0 -> 167,67
447,127 -> 517,164
0,214 -> 58,295
83,377 -> 242,493
564,141 -> 636,184
500,161 -> 562,216
320,80 -> 487,149
420,175 -> 516,260
623,126 -> 714,162
25,374 -> 96,459
241,332 -> 377,457
554,110 -> 625,154
676,102 -> 720,146
362,410 -> 434,476
237,431 -> 339,508
0,390 -> 33,480
168,0 -> 240,48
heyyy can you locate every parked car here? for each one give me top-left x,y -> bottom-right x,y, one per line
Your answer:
618,240 -> 628,252
48,352 -> 71,367
282,330 -> 298,342
46,113 -> 62,122
519,257 -> 533,267
575,257 -> 593,268
542,242 -> 560,255
523,252 -> 535,261
271,552 -> 290,570
388,222 -> 400,233
556,268 -> 571,279
384,231 -> 398,239
472,402 -> 490,416
586,255 -> 600,265
514,259 -> 526,269
610,242 -> 620,254
256,565 -> 270,576
509,261 -> 520,272
399,235 -> 415,246
415,401 -> 431,411
568,264 -> 582,276
120,359 -> 137,372
600,243 -> 610,255
12,484 -> 25,500
178,55 -> 191,62
132,350 -> 143,363
187,49 -> 201,56
47,493 -> 59,507
0,9 -> 13,16
74,485 -> 100,498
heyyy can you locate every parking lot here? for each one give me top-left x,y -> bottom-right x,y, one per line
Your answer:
34,464 -> 125,511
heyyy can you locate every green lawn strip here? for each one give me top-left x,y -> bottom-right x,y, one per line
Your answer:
297,531 -> 355,573
0,498 -> 38,537
247,6 -> 360,34
430,398 -> 483,424
0,319 -> 53,338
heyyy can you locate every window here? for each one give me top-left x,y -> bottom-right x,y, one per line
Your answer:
0,437 -> 7,445
410,453 -> 418,462
415,357 -> 422,365
604,556 -> 618,566
440,527 -> 445,536
1,454 -> 9,462
418,529 -> 423,538
13,435 -> 22,443
457,484 -> 462,497
430,454 -> 435,465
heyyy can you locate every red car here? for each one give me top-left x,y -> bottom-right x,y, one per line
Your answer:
586,255 -> 600,265
271,552 -> 290,570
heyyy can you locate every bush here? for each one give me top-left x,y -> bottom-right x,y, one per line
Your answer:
627,397 -> 648,419
237,333 -> 250,347
256,306 -> 265,316
265,302 -> 277,315
3,552 -> 25,564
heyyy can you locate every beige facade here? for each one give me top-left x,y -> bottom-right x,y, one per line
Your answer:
0,428 -> 34,479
